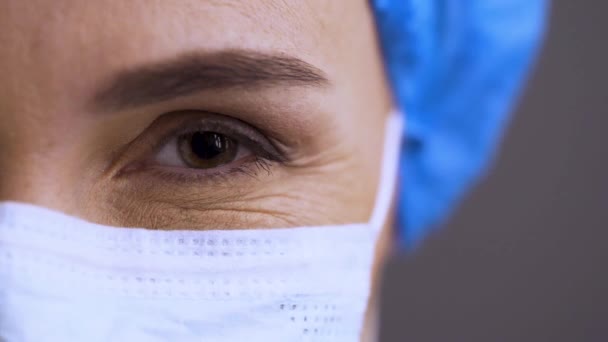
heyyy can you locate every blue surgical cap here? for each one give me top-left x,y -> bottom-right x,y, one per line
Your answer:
371,1 -> 548,247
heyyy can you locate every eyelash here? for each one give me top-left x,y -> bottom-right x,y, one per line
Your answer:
117,111 -> 286,184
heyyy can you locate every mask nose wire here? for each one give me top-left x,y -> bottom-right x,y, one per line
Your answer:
368,109 -> 404,232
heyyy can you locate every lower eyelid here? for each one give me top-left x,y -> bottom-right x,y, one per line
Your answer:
132,155 -> 276,185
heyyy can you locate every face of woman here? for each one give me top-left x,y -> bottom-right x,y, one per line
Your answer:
0,0 -> 392,231
1,3 -> 396,340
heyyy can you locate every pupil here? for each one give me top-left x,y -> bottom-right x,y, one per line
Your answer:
190,132 -> 227,160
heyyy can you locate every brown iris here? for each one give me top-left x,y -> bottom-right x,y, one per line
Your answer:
177,131 -> 238,169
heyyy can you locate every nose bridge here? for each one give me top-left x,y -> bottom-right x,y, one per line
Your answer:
0,121 -> 79,213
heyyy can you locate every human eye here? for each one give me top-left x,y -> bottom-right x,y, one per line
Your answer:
115,111 -> 287,184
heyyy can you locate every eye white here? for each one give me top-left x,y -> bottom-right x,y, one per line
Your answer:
155,137 -> 185,167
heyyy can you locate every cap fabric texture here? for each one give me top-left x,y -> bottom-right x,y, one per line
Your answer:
370,0 -> 548,246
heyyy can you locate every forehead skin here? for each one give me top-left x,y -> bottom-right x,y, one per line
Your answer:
0,1 -> 369,113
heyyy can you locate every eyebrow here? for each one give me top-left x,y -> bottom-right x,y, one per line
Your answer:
91,50 -> 330,112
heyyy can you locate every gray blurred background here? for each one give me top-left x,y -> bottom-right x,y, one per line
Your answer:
380,1 -> 608,341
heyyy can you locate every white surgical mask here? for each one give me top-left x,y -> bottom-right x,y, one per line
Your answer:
0,111 -> 403,342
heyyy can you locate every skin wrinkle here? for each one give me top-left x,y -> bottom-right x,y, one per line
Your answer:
108,171 -> 345,229
102,146 -> 354,229
106,192 -> 306,230
166,205 -> 302,230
